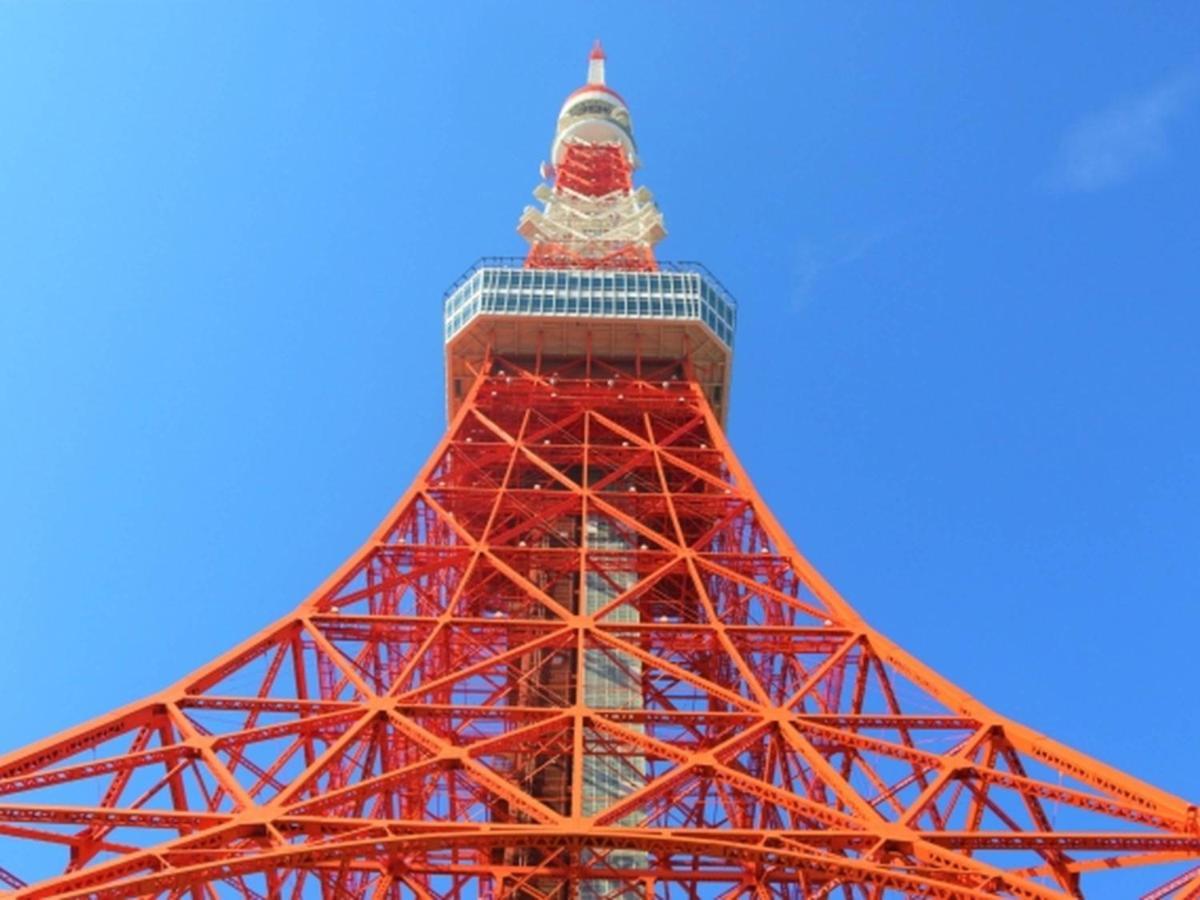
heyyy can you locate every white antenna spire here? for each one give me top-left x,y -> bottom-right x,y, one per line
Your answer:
587,39 -> 606,85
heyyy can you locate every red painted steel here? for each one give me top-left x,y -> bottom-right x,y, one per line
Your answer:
525,144 -> 658,272
1,355 -> 1198,897
553,144 -> 634,196
2,43 -> 1198,900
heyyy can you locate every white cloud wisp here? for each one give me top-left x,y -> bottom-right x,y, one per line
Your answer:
1051,68 -> 1197,192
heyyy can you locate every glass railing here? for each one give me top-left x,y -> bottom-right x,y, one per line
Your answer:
443,258 -> 737,349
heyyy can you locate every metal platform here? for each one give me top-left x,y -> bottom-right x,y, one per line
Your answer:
444,258 -> 737,423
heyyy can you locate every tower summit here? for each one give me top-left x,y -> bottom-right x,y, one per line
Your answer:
518,39 -> 665,272
2,44 -> 1199,899
448,49 -> 732,424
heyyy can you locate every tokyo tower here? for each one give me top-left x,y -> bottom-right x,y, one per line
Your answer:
3,42 -> 1200,899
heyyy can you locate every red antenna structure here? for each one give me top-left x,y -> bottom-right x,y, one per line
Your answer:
2,45 -> 1199,900
520,40 -> 663,272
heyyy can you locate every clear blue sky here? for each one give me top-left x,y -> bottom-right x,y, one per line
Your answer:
1,0 -> 1197,874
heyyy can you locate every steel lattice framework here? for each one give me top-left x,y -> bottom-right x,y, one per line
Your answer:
518,42 -> 664,273
2,43 -> 1199,900
521,143 -> 662,272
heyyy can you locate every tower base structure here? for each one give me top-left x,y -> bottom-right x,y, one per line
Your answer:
1,349 -> 1199,898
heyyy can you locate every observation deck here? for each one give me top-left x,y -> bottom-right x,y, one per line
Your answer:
444,258 -> 737,424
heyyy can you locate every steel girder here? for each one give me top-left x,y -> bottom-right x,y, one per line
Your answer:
1,354 -> 1198,899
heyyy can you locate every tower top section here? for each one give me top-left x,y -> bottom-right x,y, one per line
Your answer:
549,39 -> 636,170
445,45 -> 735,425
520,44 -> 662,272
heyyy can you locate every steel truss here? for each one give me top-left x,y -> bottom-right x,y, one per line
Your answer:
1,352 -> 1198,898
521,143 -> 664,272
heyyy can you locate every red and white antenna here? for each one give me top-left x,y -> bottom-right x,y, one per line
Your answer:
587,37 -> 606,85
518,42 -> 666,271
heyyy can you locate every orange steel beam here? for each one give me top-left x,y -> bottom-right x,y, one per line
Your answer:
1,353 -> 1198,898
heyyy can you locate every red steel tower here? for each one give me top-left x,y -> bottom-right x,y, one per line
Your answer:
2,43 -> 1199,899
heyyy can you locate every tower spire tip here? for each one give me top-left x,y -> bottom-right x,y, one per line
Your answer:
587,39 -> 606,85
